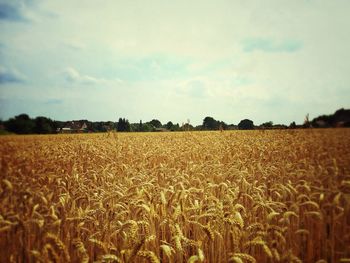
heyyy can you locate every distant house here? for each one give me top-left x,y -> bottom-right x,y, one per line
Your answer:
314,120 -> 328,128
58,121 -> 88,133
154,128 -> 169,132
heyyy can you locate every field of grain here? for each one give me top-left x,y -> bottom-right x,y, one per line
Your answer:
0,129 -> 350,263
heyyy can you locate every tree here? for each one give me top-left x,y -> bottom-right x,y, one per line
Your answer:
91,122 -> 106,132
289,121 -> 297,129
238,119 -> 254,130
105,121 -> 115,131
261,121 -> 273,129
139,120 -> 143,131
117,118 -> 131,132
165,121 -> 174,130
311,108 -> 350,128
219,121 -> 228,130
181,123 -> 194,131
149,119 -> 162,128
34,116 -> 55,134
5,114 -> 35,134
141,123 -> 153,132
172,123 -> 180,131
202,116 -> 219,130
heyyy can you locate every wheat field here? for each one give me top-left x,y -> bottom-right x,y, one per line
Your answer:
0,129 -> 350,263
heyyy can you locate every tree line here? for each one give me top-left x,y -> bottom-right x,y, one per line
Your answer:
0,108 -> 349,134
0,115 -> 265,134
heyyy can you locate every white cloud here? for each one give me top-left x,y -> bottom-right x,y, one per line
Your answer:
62,67 -> 115,86
0,65 -> 26,84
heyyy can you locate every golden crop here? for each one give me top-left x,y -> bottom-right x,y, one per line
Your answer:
1,129 -> 350,263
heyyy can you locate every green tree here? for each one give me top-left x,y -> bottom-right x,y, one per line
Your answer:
261,121 -> 273,129
181,123 -> 194,131
139,120 -> 143,131
238,119 -> 254,130
289,121 -> 297,129
34,116 -> 55,134
149,119 -> 162,128
117,118 -> 131,132
165,121 -> 174,130
91,122 -> 105,132
219,121 -> 228,130
202,116 -> 219,130
141,123 -> 153,132
5,114 -> 35,134
170,123 -> 180,131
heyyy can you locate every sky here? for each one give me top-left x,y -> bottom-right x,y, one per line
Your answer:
0,0 -> 349,125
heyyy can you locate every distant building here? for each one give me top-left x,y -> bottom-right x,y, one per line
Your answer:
58,121 -> 88,133
154,128 -> 169,132
314,120 -> 328,128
